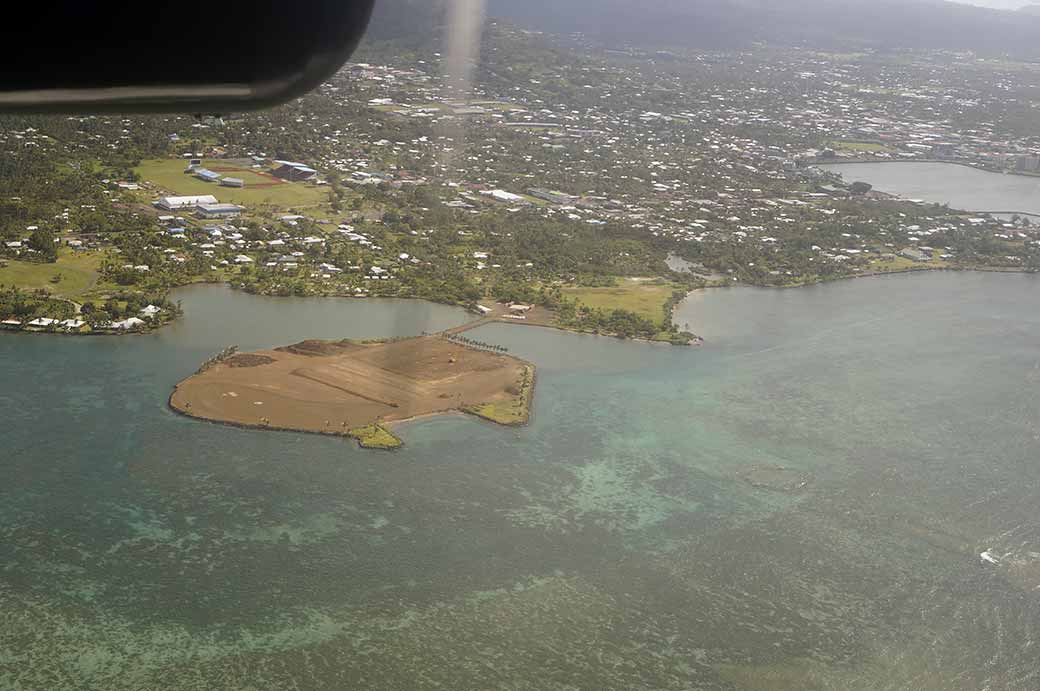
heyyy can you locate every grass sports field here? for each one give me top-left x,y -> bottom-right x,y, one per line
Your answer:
563,279 -> 676,325
0,250 -> 102,299
135,159 -> 325,208
828,140 -> 896,153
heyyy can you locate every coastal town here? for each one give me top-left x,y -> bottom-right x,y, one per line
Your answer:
9,3 -> 1040,690
3,23 -> 1040,340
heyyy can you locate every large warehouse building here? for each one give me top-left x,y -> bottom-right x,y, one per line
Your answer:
196,203 -> 244,219
271,160 -> 317,181
156,195 -> 218,211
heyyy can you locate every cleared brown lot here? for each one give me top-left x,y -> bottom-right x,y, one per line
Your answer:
170,336 -> 528,434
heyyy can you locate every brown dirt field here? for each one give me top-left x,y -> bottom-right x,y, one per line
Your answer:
169,336 -> 530,434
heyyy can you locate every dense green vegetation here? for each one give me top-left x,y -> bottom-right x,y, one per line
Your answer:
3,23 -> 1040,343
348,424 -> 403,450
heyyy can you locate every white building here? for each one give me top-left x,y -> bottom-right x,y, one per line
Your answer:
156,195 -> 218,211
486,189 -> 525,204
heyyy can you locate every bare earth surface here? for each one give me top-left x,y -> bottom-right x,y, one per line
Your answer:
169,336 -> 530,440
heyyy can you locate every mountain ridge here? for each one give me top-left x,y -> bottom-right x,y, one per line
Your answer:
476,0 -> 1040,56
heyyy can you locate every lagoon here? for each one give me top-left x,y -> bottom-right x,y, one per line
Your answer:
820,160 -> 1040,216
2,275 -> 1039,689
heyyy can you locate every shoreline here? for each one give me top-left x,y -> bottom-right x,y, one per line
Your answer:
785,264 -> 1038,288
1,279 -> 704,345
7,266 -> 1036,343
813,156 -> 1040,179
167,336 -> 536,450
485,315 -> 701,346
816,158 -> 1040,217
167,388 -> 402,451
681,265 -> 1039,299
170,394 -> 536,451
0,322 -> 171,337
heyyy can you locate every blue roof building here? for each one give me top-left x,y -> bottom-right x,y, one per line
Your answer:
194,168 -> 222,182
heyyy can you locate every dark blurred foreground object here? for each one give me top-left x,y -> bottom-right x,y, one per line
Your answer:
0,0 -> 376,114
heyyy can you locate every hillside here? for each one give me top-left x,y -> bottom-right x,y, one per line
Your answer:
483,0 -> 1040,56
364,0 -> 447,40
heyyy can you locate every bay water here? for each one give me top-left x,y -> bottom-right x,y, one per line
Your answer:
2,275 -> 1039,689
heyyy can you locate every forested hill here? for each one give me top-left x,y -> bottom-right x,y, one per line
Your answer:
364,0 -> 446,41
352,0 -> 447,62
483,0 -> 1040,57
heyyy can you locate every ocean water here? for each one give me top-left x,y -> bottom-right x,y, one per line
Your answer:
2,275 -> 1039,689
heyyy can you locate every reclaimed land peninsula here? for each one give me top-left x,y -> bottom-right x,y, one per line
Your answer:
169,324 -> 534,450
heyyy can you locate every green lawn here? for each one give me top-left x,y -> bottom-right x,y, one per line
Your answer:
348,424 -> 403,450
828,140 -> 895,153
468,100 -> 522,111
0,250 -> 102,299
465,400 -> 528,425
869,254 -> 949,272
563,279 -> 676,324
869,255 -> 919,272
135,159 -> 326,208
518,193 -> 550,207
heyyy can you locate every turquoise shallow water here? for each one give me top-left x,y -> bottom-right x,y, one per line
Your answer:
2,275 -> 1040,689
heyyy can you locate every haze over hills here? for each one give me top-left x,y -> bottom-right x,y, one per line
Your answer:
364,0 -> 447,41
472,0 -> 1040,56
959,0 -> 1029,8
